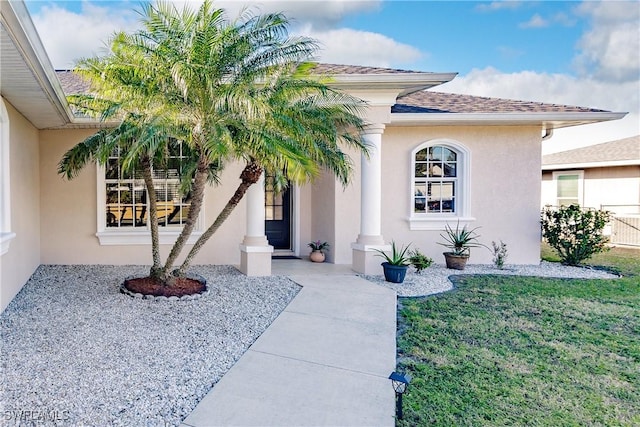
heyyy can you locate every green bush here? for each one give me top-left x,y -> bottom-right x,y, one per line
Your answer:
409,249 -> 433,273
540,204 -> 611,266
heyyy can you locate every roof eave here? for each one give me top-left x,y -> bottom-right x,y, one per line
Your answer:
542,159 -> 640,170
389,111 -> 628,128
1,0 -> 75,128
326,72 -> 458,96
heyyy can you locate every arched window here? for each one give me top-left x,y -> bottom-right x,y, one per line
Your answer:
1,97 -> 16,255
409,139 -> 473,230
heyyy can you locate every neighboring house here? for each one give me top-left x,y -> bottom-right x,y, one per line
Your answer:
0,0 -> 627,311
542,135 -> 640,246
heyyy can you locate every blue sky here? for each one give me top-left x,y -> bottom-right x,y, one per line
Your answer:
339,1 -> 584,75
24,1 -> 640,152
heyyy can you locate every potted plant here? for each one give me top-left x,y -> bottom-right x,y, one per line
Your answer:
308,240 -> 330,263
438,222 -> 484,270
374,241 -> 411,283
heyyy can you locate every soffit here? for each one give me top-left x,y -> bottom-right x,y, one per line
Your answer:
1,1 -> 73,129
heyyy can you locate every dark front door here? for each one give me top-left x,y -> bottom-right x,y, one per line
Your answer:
265,175 -> 291,250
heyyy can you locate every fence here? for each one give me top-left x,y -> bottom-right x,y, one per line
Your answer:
601,205 -> 640,247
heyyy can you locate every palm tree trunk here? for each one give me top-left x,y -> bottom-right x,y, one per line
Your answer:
140,155 -> 162,277
176,161 -> 263,276
160,154 -> 210,282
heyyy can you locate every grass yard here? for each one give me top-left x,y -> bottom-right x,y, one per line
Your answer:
396,246 -> 640,426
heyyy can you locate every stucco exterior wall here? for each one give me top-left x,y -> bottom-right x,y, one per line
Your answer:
1,102 -> 41,311
38,129 -> 248,266
542,166 -> 640,213
304,144 -> 361,264
377,125 -> 542,265
584,166 -> 640,213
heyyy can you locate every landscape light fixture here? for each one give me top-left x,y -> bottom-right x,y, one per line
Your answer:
389,371 -> 411,420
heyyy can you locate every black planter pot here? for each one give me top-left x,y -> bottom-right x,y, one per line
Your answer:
381,262 -> 409,283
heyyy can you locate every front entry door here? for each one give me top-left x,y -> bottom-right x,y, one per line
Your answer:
265,175 -> 291,250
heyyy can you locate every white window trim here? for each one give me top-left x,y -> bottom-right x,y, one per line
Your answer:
408,139 -> 474,230
1,98 -> 16,256
552,170 -> 584,207
96,164 -> 203,245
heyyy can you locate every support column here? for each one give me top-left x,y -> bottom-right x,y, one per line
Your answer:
239,173 -> 273,276
352,124 -> 390,274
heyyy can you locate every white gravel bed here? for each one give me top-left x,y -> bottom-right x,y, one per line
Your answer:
0,265 -> 300,427
362,261 -> 620,297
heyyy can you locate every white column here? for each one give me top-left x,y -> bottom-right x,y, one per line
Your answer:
239,173 -> 273,276
358,124 -> 385,244
243,173 -> 268,245
352,124 -> 390,274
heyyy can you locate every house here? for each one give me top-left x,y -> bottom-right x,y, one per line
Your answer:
542,136 -> 640,246
0,0 -> 627,311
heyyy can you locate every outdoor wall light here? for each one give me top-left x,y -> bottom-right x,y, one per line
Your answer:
389,371 -> 411,420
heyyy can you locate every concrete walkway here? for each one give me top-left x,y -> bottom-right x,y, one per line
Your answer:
180,260 -> 398,427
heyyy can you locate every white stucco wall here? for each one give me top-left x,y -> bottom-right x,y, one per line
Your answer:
542,166 -> 640,213
39,129 -> 248,266
1,101 -> 41,312
376,125 -> 542,265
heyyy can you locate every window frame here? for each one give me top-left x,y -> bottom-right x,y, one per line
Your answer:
552,170 -> 584,207
408,139 -> 474,230
1,98 -> 16,256
95,150 -> 204,246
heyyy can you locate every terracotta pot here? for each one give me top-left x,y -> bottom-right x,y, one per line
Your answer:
310,250 -> 326,263
443,252 -> 469,270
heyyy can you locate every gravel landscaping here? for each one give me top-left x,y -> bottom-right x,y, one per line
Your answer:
0,265 -> 300,427
363,261 -> 620,297
0,261 -> 622,426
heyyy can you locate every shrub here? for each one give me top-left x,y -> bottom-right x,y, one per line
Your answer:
409,250 -> 433,273
541,204 -> 611,266
491,240 -> 508,269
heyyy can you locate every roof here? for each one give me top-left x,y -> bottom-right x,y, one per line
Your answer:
55,69 -> 612,116
312,63 -> 435,75
542,135 -> 640,169
56,70 -> 90,94
393,91 -> 608,114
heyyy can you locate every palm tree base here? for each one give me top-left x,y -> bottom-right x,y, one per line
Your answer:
121,274 -> 208,299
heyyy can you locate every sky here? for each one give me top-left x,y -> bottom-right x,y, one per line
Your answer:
24,0 -> 640,154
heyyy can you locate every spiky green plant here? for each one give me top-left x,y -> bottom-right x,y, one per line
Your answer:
374,241 -> 412,266
438,221 -> 485,256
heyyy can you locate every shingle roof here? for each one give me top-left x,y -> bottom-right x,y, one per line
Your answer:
311,63 -> 430,75
393,91 -> 609,114
54,65 -> 612,116
56,70 -> 91,94
542,135 -> 640,167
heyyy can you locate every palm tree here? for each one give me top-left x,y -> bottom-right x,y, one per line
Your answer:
59,0 -> 368,289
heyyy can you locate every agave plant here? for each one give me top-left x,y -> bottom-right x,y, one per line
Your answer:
374,241 -> 412,266
438,221 -> 485,256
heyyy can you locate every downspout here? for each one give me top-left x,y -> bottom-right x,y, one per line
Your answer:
542,127 -> 554,141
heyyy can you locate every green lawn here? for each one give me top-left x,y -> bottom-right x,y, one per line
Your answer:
396,246 -> 640,426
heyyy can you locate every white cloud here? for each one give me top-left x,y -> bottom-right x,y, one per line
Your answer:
519,13 -> 548,29
31,2 -> 139,69
31,0 -> 386,69
475,1 -> 524,12
214,0 -> 381,29
573,0 -> 640,82
301,27 -> 423,67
